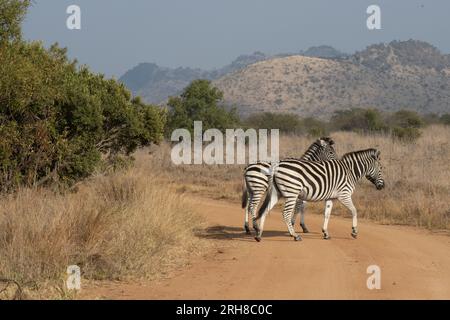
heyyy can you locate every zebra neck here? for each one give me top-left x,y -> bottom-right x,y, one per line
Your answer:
342,156 -> 369,184
301,144 -> 320,161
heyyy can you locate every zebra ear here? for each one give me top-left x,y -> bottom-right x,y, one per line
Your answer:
371,150 -> 381,160
319,139 -> 327,147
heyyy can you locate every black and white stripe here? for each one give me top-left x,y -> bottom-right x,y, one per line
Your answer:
256,148 -> 385,241
242,137 -> 337,236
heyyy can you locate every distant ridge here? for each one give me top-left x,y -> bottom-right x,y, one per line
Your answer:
119,46 -> 346,104
213,40 -> 450,119
120,40 -> 450,119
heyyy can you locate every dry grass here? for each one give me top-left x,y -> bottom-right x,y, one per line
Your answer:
0,161 -> 206,299
149,125 -> 450,230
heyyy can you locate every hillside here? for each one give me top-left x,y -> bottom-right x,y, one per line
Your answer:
119,52 -> 270,104
119,47 -> 347,104
214,40 -> 450,119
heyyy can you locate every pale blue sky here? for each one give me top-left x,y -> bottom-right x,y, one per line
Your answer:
23,0 -> 450,77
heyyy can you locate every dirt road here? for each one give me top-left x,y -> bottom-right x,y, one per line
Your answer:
83,198 -> 450,300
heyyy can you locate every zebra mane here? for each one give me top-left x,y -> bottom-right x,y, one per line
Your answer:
300,137 -> 335,161
303,137 -> 334,153
342,148 -> 378,160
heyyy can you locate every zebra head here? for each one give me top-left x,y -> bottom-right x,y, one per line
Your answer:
317,137 -> 337,161
366,150 -> 385,190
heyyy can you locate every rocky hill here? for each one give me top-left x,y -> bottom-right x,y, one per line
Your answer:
213,40 -> 450,119
119,47 -> 346,104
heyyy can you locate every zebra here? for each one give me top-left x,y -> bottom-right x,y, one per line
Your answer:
241,137 -> 337,237
256,148 -> 385,241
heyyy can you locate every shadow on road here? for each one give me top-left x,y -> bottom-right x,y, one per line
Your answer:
197,225 -> 323,241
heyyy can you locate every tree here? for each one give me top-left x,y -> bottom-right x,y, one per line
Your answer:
166,80 -> 239,135
0,0 -> 30,44
0,2 -> 166,190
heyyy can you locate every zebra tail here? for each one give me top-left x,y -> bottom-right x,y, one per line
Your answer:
256,179 -> 279,220
241,178 -> 248,209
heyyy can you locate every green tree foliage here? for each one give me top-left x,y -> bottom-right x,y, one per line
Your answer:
331,108 -> 386,133
244,112 -> 302,134
0,1 -> 165,190
0,0 -> 30,44
300,117 -> 329,137
439,114 -> 450,125
389,110 -> 424,129
389,110 -> 424,142
166,79 -> 239,135
243,113 -> 329,136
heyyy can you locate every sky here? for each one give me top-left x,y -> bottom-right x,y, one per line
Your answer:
23,0 -> 450,78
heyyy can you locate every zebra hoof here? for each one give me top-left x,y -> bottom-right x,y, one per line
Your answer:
244,225 -> 251,235
301,225 -> 310,233
351,232 -> 358,239
323,235 -> 331,240
255,236 -> 262,242
294,235 -> 302,242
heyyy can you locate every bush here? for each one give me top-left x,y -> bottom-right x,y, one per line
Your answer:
0,1 -> 166,190
331,108 -> 386,133
388,110 -> 424,142
440,113 -> 450,125
389,110 -> 424,129
391,126 -> 422,142
244,112 -> 302,134
300,117 -> 329,137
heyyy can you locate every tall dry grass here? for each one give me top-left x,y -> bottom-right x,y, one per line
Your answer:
0,161 -> 205,299
148,125 -> 450,230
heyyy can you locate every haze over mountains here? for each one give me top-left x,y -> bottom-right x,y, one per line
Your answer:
120,41 -> 450,119
119,45 -> 347,104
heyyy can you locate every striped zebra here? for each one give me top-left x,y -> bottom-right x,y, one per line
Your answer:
242,137 -> 337,237
256,148 -> 385,241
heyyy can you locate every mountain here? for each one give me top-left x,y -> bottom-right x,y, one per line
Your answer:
119,47 -> 345,104
119,63 -> 210,104
213,40 -> 450,119
301,45 -> 348,59
119,52 -> 271,104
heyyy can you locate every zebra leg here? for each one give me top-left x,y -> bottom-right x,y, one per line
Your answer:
299,201 -> 309,233
290,200 -> 301,231
244,202 -> 251,234
339,196 -> 358,239
255,211 -> 267,242
321,200 -> 333,240
248,195 -> 262,235
283,197 -> 302,241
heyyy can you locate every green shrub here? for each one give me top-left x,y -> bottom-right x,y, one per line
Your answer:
440,113 -> 450,125
331,108 -> 386,133
0,1 -> 166,190
244,112 -> 302,134
300,117 -> 329,137
392,127 -> 422,142
389,110 -> 424,129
